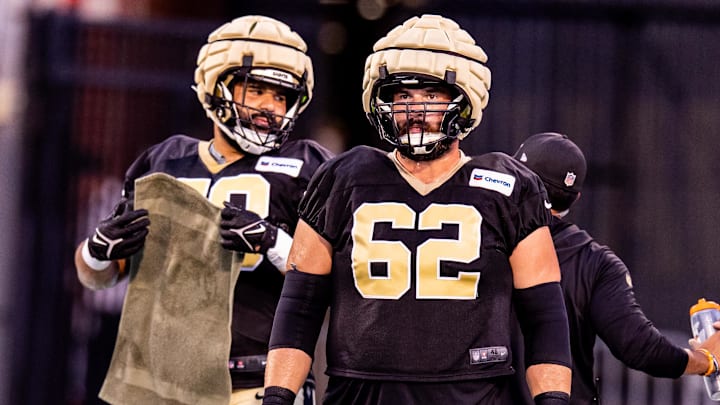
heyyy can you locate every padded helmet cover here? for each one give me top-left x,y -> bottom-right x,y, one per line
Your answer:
362,14 -> 491,140
195,15 -> 314,113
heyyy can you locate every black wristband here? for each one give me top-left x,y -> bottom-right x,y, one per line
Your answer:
534,391 -> 570,405
262,386 -> 296,405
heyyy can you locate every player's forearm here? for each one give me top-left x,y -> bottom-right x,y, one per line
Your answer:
264,348 -> 312,394
526,363 -> 572,397
74,241 -> 123,290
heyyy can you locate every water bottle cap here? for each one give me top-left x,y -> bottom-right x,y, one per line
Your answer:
690,298 -> 720,315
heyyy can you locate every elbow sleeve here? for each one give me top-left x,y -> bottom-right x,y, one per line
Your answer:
269,270 -> 332,357
514,282 -> 572,368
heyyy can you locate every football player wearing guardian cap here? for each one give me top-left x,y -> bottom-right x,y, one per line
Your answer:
263,14 -> 571,405
195,26 -> 313,156
74,15 -> 332,405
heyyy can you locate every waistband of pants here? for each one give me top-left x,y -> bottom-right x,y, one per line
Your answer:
228,355 -> 267,373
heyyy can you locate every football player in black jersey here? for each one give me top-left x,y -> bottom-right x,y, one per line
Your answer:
262,15 -> 572,405
511,132 -> 720,405
74,15 -> 333,405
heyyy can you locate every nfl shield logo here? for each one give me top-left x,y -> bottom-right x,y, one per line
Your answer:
564,172 -> 577,187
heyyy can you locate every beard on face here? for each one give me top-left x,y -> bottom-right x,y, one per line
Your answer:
396,115 -> 428,134
238,106 -> 281,133
395,115 -> 446,146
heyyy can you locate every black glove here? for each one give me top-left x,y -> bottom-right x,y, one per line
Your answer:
220,202 -> 277,254
87,198 -> 150,261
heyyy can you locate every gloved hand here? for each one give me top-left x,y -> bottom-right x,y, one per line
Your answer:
87,198 -> 150,261
220,202 -> 277,254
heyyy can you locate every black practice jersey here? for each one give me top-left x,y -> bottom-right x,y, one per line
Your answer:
298,146 -> 550,401
123,134 -> 333,388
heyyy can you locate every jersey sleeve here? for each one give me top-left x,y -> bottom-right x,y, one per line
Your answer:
518,175 -> 551,240
298,149 -> 360,245
507,157 -> 552,246
304,139 -> 335,165
122,147 -> 154,201
297,157 -> 342,243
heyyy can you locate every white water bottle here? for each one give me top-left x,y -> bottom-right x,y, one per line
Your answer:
690,298 -> 720,401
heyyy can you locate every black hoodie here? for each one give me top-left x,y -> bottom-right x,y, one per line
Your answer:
513,216 -> 687,404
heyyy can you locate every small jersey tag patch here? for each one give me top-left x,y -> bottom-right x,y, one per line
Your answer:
255,156 -> 304,177
469,346 -> 508,365
469,169 -> 516,196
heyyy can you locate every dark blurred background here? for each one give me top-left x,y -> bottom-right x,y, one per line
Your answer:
1,0 -> 720,404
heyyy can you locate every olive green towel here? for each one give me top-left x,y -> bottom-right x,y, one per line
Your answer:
100,172 -> 240,405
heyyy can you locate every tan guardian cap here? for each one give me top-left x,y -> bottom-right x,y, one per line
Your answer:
362,14 -> 491,139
